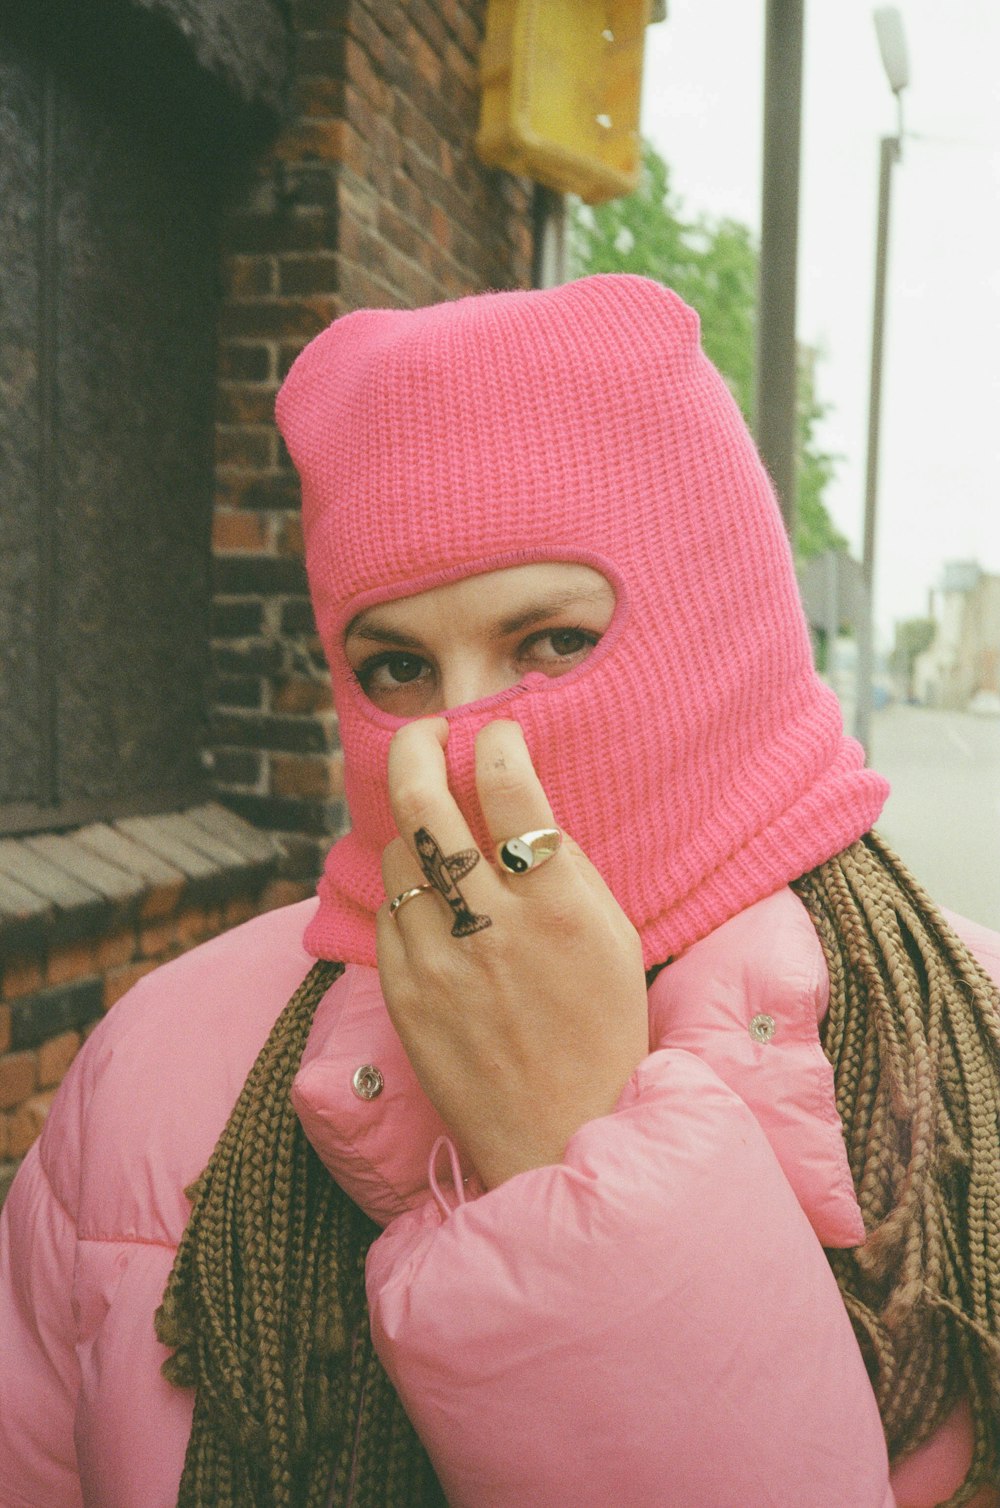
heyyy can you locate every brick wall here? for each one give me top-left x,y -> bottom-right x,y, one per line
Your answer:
0,1 -> 537,1195
0,893 -> 264,1196
0,805 -> 282,1201
209,0 -> 535,890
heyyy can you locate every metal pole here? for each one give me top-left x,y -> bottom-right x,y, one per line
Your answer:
855,133 -> 900,754
754,0 -> 804,542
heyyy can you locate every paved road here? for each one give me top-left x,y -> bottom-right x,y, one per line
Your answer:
867,704 -> 1000,931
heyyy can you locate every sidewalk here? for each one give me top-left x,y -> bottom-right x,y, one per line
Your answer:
863,703 -> 1000,931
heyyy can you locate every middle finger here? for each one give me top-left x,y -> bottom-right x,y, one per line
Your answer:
475,720 -> 567,885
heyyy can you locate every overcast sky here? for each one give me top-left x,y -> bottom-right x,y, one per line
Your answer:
640,1 -> 1000,643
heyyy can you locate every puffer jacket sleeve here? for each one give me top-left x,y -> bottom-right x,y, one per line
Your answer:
368,1049 -> 895,1508
0,1142 -> 83,1508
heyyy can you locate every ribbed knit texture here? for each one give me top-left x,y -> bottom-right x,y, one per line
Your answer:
275,275 -> 889,968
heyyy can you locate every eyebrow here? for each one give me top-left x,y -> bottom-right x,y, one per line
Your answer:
346,585 -> 612,646
346,622 -> 424,649
494,586 -> 611,636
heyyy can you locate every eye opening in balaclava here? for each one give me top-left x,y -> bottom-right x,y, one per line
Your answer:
336,552 -> 628,731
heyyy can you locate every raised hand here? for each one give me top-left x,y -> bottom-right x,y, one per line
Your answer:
375,717 -> 650,1189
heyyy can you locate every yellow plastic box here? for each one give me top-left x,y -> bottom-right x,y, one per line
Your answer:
476,0 -> 650,205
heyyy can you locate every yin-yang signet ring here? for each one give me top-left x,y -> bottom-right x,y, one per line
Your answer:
496,828 -> 563,876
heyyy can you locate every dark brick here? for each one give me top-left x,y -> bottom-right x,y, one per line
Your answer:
215,427 -> 275,470
215,387 -> 279,427
408,0 -> 449,54
213,556 -> 308,596
386,95 -> 440,171
293,72 -> 347,119
278,253 -> 341,295
213,674 -> 264,710
220,298 -> 340,341
279,342 -> 310,379
290,0 -> 349,33
378,34 -> 407,91
388,170 -> 424,223
374,199 -> 420,261
280,599 -> 318,635
358,0 -> 406,43
0,871 -> 52,948
447,2 -> 483,54
337,261 -> 404,312
212,641 -> 285,676
209,712 -> 334,755
218,474 -> 304,512
344,36 -> 393,113
210,748 -> 265,784
223,255 -> 275,298
219,343 -> 273,382
342,5 -> 386,69
211,600 -> 265,637
10,977 -> 104,1052
0,1162 -> 19,1211
281,166 -> 341,210
275,831 -> 330,883
226,208 -> 335,254
294,30 -> 350,77
222,792 -> 346,839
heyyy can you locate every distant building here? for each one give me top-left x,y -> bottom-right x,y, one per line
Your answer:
914,563 -> 1000,709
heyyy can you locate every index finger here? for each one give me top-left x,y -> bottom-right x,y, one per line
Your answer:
387,718 -> 499,936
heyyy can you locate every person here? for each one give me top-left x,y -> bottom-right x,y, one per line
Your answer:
1,275 -> 999,1508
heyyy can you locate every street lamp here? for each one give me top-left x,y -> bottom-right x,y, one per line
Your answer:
855,7 -> 909,754
754,0 -> 805,541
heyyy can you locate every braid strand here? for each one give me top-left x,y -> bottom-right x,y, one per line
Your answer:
792,832 -> 1000,1506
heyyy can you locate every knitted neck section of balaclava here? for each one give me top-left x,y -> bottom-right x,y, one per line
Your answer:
275,274 -> 888,969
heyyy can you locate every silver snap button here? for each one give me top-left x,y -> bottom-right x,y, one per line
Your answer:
748,1013 -> 776,1044
352,1064 -> 384,1100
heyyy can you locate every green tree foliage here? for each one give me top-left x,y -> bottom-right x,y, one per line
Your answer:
571,143 -> 846,561
890,617 -> 936,698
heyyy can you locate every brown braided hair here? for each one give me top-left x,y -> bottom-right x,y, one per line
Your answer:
158,834 -> 1000,1506
155,959 -> 446,1508
791,831 -> 1000,1507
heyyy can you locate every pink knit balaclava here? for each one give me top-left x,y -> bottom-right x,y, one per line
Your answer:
275,275 -> 888,969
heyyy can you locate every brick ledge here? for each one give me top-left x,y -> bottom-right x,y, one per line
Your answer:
0,802 -> 282,950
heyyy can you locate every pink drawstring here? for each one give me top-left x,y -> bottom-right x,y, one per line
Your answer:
428,1135 -> 468,1219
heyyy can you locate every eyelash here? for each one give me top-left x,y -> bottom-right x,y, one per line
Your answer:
351,626 -> 599,691
521,625 -> 597,659
351,652 -> 427,689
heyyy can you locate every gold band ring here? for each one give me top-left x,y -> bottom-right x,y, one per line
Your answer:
388,882 -> 435,918
496,827 -> 563,875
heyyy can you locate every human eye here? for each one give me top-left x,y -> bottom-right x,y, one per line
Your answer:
518,626 -> 600,676
355,651 -> 431,695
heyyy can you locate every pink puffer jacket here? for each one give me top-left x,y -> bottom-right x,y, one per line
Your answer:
1,888 -> 998,1508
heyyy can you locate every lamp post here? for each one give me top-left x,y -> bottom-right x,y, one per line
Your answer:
856,7 -> 909,754
754,0 -> 804,541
